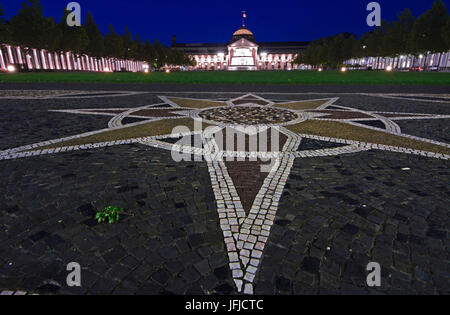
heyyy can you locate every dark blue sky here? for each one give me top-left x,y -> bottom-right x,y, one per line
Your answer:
1,0 -> 448,45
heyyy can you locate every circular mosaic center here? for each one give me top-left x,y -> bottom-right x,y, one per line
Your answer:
199,106 -> 299,125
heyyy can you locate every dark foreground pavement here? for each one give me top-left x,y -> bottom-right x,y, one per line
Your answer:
0,85 -> 448,295
0,82 -> 450,94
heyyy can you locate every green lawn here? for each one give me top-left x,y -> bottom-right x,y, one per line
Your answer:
0,70 -> 449,85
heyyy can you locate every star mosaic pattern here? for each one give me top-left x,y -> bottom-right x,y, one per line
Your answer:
1,93 -> 449,294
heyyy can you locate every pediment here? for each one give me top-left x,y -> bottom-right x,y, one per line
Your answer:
228,38 -> 259,48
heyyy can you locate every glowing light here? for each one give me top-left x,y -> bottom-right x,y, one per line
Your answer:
419,54 -> 424,59
144,69 -> 149,73
341,67 -> 347,72
7,65 -> 16,73
103,67 -> 110,72
165,69 -> 170,73
386,65 -> 393,72
318,67 -> 323,72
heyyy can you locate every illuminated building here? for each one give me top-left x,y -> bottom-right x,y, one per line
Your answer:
172,26 -> 309,71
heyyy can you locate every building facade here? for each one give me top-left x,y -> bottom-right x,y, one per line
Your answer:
0,44 -> 147,73
345,52 -> 450,71
172,26 -> 309,71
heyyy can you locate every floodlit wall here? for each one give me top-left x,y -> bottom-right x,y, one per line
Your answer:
345,52 -> 450,71
0,44 -> 147,73
190,53 -> 297,71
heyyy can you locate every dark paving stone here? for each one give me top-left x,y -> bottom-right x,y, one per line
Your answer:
301,257 -> 321,274
0,90 -> 449,295
0,144 -> 223,294
342,224 -> 359,236
298,138 -> 345,151
355,120 -> 386,129
254,150 -> 449,295
275,276 -> 292,292
36,283 -> 61,294
29,231 -> 50,242
213,266 -> 230,280
214,283 -> 234,295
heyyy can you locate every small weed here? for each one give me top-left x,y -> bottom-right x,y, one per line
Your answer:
95,206 -> 124,224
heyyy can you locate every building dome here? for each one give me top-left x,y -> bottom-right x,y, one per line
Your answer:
233,27 -> 254,36
231,26 -> 256,43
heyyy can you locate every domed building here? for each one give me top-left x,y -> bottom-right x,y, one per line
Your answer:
230,26 -> 256,43
172,25 -> 309,71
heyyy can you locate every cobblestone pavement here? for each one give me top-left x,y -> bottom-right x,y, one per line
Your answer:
0,87 -> 448,295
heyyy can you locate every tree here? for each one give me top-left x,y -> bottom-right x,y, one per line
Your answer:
121,26 -> 133,59
410,0 -> 448,56
58,10 -> 88,54
128,34 -> 141,60
132,34 -> 144,60
104,24 -> 124,58
142,39 -> 156,64
153,38 -> 167,67
1,0 -> 199,68
442,16 -> 450,52
0,3 -> 12,44
389,9 -> 415,56
9,0 -> 61,51
84,12 -> 104,57
295,33 -> 357,68
378,20 -> 395,57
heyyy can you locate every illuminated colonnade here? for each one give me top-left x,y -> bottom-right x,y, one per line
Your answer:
0,44 -> 147,73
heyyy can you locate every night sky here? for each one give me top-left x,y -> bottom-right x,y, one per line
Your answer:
1,0 -> 448,45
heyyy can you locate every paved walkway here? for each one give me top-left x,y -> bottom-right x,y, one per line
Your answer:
0,87 -> 448,295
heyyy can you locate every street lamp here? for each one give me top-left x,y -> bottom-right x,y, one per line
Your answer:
7,65 -> 16,73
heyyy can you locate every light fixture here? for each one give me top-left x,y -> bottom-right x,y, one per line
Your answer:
7,65 -> 16,73
144,69 -> 149,73
318,67 -> 323,72
103,67 -> 110,72
341,66 -> 347,72
386,65 -> 393,72
165,69 -> 171,73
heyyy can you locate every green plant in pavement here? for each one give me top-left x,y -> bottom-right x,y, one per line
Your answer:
95,206 -> 124,224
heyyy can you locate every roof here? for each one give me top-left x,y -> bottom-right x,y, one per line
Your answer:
258,41 -> 310,54
172,43 -> 228,55
173,41 -> 309,55
171,28 -> 310,55
230,26 -> 256,43
233,27 -> 254,36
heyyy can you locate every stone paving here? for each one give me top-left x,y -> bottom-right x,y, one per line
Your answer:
0,87 -> 449,295
199,106 -> 298,125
